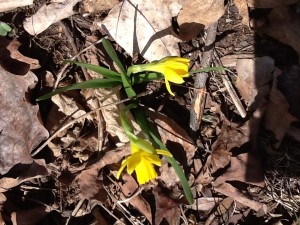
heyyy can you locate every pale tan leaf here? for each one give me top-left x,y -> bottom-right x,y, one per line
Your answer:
0,0 -> 33,13
236,57 -> 274,111
82,0 -> 120,13
178,0 -> 225,40
99,0 -> 181,62
23,0 -> 81,35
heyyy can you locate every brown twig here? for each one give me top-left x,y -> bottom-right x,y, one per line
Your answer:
189,22 -> 218,132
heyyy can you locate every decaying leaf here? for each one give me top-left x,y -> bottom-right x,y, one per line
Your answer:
186,197 -> 223,211
246,0 -> 299,8
78,144 -> 130,200
262,6 -> 300,64
0,67 -> 49,174
147,110 -> 196,165
120,174 -> 152,224
0,37 -> 40,75
177,0 -> 225,40
213,183 -> 267,213
0,160 -> 49,193
213,152 -> 265,187
234,0 -> 249,26
82,0 -> 120,13
23,0 -> 81,35
264,68 -> 298,145
0,0 -> 33,13
99,0 -> 182,62
236,56 -> 274,111
154,186 -> 180,225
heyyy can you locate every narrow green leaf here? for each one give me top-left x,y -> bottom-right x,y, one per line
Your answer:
133,106 -> 194,204
101,39 -> 127,75
189,66 -> 229,74
64,60 -> 122,81
149,131 -> 194,205
36,79 -> 120,101
101,38 -> 136,98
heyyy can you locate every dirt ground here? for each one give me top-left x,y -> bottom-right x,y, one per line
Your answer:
0,0 -> 300,225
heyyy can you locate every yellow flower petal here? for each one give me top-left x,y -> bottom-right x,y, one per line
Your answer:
164,69 -> 185,84
164,78 -> 175,96
143,153 -> 161,166
135,159 -> 157,184
126,153 -> 141,174
156,149 -> 173,157
117,159 -> 128,179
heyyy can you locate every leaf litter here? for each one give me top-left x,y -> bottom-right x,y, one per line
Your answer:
0,0 -> 300,224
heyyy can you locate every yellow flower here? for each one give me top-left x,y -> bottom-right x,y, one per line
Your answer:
117,141 -> 172,185
130,56 -> 190,96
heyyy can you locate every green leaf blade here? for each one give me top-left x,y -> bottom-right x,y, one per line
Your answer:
64,60 -> 122,81
36,79 -> 120,101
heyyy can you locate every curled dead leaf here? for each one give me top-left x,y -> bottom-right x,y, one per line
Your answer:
0,67 -> 49,174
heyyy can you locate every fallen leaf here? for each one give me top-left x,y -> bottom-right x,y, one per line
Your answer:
186,197 -> 223,211
246,0 -> 299,8
120,174 -> 152,224
236,57 -> 274,111
78,144 -> 130,200
213,182 -> 267,213
262,6 -> 300,64
264,68 -> 298,144
147,109 -> 196,166
213,152 -> 265,187
234,0 -> 250,26
154,186 -> 180,225
100,0 -> 181,62
82,0 -> 120,13
0,160 -> 49,193
0,0 -> 33,13
23,0 -> 81,35
0,67 -> 49,174
11,206 -> 49,225
177,0 -> 225,40
0,37 -> 39,75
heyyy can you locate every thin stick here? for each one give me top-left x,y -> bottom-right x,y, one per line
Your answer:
189,22 -> 218,133
213,51 -> 247,118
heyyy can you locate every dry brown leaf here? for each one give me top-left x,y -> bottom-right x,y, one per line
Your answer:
213,182 -> 267,213
120,174 -> 152,224
82,0 -> 120,13
154,186 -> 180,225
236,57 -> 274,111
246,0 -> 299,8
0,37 -> 39,75
147,110 -> 196,166
213,152 -> 265,187
0,160 -> 49,193
78,144 -> 130,200
0,67 -> 49,174
262,6 -> 300,64
11,206 -> 49,225
177,0 -> 225,40
100,0 -> 181,62
186,197 -> 223,211
234,0 -> 249,26
23,0 -> 81,35
0,0 -> 33,13
209,141 -> 231,174
264,68 -> 298,144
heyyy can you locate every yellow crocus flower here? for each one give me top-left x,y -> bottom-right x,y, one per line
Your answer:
129,56 -> 190,96
117,141 -> 172,185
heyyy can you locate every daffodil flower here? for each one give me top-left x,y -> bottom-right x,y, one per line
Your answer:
129,56 -> 190,96
117,141 -> 172,185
